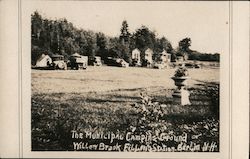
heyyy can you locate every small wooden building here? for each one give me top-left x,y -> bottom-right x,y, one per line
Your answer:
143,48 -> 153,67
131,48 -> 141,66
160,50 -> 171,63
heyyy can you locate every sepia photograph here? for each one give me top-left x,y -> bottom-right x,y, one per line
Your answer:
30,1 -> 226,152
1,0 -> 250,158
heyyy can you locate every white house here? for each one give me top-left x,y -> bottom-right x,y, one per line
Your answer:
144,48 -> 153,66
131,48 -> 141,65
160,50 -> 171,63
36,54 -> 52,67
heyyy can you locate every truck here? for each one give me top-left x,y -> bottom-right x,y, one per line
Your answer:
51,54 -> 67,70
106,57 -> 129,68
88,56 -> 102,66
69,53 -> 88,70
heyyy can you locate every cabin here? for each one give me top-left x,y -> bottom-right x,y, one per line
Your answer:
160,50 -> 171,63
131,48 -> 141,66
35,54 -> 52,67
143,48 -> 153,67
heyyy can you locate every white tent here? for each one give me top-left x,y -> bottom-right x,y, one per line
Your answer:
36,54 -> 52,67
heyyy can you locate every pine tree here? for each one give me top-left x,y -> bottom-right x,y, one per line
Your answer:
119,20 -> 131,63
119,20 -> 131,45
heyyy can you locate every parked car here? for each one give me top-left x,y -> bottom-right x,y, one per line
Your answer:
153,62 -> 165,69
89,56 -> 102,66
69,53 -> 88,70
106,57 -> 129,68
184,63 -> 201,69
131,59 -> 141,67
194,64 -> 201,68
51,55 -> 67,70
116,59 -> 129,68
184,63 -> 194,68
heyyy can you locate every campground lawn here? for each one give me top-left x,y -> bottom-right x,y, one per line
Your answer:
31,66 -> 220,151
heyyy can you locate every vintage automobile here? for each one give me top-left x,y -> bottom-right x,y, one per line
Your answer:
184,63 -> 201,69
106,57 -> 129,68
88,56 -> 102,66
116,58 -> 129,68
69,53 -> 88,70
131,58 -> 141,67
51,54 -> 67,70
153,62 -> 166,69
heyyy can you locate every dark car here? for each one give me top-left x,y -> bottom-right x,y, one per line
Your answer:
106,57 -> 129,67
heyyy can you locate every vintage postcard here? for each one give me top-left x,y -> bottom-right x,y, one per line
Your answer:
0,0 -> 249,158
29,0 -> 223,154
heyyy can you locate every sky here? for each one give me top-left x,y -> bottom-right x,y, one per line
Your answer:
27,1 -> 230,54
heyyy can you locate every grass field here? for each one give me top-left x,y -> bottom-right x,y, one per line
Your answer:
32,66 -> 219,93
31,66 -> 220,152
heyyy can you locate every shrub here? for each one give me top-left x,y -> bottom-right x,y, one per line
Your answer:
174,66 -> 189,77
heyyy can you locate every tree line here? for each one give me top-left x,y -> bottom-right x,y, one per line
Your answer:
31,11 -> 219,65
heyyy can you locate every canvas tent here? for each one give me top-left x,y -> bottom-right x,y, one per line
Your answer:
36,54 -> 52,67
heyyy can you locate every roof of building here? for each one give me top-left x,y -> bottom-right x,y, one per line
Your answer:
132,48 -> 141,53
51,54 -> 64,58
71,53 -> 81,57
145,48 -> 153,52
161,50 -> 171,55
36,53 -> 51,62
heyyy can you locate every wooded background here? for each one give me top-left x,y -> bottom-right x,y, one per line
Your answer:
31,11 -> 220,65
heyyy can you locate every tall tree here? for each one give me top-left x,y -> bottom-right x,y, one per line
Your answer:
119,20 -> 131,63
154,37 -> 172,52
84,30 -> 97,58
108,37 -> 123,58
31,11 -> 43,40
119,20 -> 130,44
31,11 -> 45,65
96,32 -> 108,59
178,37 -> 192,54
133,25 -> 156,51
